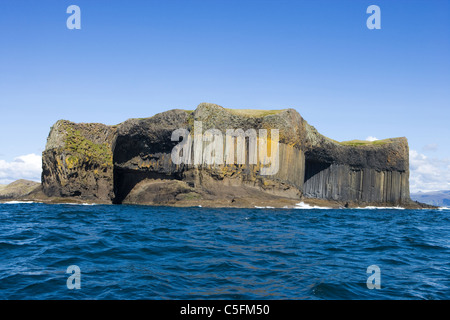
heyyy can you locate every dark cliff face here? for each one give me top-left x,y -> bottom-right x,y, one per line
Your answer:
112,109 -> 190,204
111,104 -> 305,205
42,103 -> 412,207
301,124 -> 410,205
42,120 -> 116,202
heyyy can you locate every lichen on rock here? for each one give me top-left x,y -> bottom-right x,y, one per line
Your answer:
42,120 -> 116,201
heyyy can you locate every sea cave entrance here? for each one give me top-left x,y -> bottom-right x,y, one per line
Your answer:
303,158 -> 332,199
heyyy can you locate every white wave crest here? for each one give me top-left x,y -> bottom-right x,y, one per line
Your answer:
355,206 -> 405,210
293,202 -> 332,209
56,203 -> 98,206
1,201 -> 39,204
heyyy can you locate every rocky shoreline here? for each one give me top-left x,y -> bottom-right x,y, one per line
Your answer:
0,179 -> 435,210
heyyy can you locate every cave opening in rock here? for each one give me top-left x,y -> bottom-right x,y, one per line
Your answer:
113,168 -> 179,204
111,129 -> 183,204
303,159 -> 332,198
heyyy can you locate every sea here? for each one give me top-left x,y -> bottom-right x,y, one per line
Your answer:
0,202 -> 448,300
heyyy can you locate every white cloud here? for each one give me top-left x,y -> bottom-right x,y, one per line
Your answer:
409,150 -> 450,193
366,136 -> 379,142
0,154 -> 42,185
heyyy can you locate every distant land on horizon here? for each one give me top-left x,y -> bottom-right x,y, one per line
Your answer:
410,190 -> 450,207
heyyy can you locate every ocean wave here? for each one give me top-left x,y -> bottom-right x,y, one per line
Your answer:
0,203 -> 448,299
56,203 -> 98,206
293,202 -> 332,209
1,201 -> 40,204
355,206 -> 405,210
254,206 -> 275,209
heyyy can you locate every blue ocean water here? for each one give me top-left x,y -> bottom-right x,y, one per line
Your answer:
0,203 -> 448,300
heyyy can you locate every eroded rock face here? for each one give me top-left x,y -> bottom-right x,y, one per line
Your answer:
42,103 -> 412,206
42,120 -> 116,202
111,104 -> 306,204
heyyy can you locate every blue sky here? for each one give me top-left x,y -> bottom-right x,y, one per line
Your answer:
0,0 -> 449,191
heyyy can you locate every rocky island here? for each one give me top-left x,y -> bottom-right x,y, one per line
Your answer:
1,103 -> 432,208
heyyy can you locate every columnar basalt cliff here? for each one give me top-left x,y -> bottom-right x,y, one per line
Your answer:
41,103 -> 415,207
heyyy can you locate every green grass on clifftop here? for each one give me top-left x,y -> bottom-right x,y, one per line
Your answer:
225,109 -> 284,118
338,139 -> 390,147
64,127 -> 113,168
